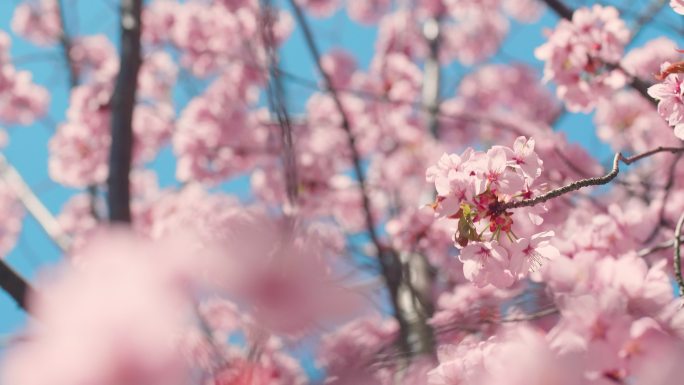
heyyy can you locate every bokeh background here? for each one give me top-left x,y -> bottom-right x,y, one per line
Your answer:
0,0 -> 679,343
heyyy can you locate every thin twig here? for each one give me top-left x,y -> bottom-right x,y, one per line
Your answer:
287,0 -> 414,354
56,0 -> 77,88
494,147 -> 684,213
630,0 -> 667,40
674,212 -> 684,297
372,306 -> 558,365
260,1 -> 299,211
637,236 -> 683,258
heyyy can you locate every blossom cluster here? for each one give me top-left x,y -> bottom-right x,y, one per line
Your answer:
48,37 -> 176,187
535,5 -> 630,112
648,62 -> 684,140
144,0 -> 292,77
11,0 -> 61,46
0,32 -> 49,125
427,137 -> 558,289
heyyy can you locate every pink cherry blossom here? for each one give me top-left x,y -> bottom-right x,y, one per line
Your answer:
427,137 -> 559,288
440,12 -> 509,65
173,65 -> 267,183
479,146 -> 525,196
297,0 -> 340,18
595,90 -> 676,152
69,35 -> 119,83
427,337 -> 487,385
535,5 -> 630,112
509,231 -> 559,275
138,51 -> 178,102
671,0 -> 684,15
319,317 -> 399,384
648,62 -> 684,139
0,231 -> 216,385
459,241 -> 516,289
502,0 -> 543,22
622,37 -> 680,81
321,50 -> 357,89
0,67 -> 50,125
452,64 -> 561,125
504,137 -> 543,181
142,0 -> 180,45
346,0 -> 390,24
11,0 -> 61,46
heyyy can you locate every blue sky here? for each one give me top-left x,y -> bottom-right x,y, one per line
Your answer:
0,0 -> 680,340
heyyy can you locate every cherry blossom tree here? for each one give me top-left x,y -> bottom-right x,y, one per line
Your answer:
2,0 -> 684,384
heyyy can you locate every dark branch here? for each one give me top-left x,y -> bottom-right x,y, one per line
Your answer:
107,0 -> 142,223
542,0 -> 573,19
0,261 -> 33,312
494,147 -> 684,213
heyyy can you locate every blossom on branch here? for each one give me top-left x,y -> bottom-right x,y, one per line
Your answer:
535,5 -> 629,112
427,136 -> 557,289
648,62 -> 684,140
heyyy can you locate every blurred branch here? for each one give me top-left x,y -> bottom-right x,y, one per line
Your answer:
494,147 -> 684,213
422,17 -> 442,138
674,212 -> 684,296
541,0 -> 573,18
287,0 -> 429,356
0,260 -> 32,312
373,306 -> 558,365
0,154 -> 71,251
260,1 -> 299,212
630,0 -> 667,40
107,0 -> 142,223
56,0 -> 77,88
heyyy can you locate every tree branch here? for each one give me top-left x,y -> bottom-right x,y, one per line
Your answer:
494,147 -> 684,213
422,17 -> 442,138
260,1 -> 299,212
287,0 -> 427,355
674,212 -> 684,297
0,154 -> 71,251
638,236 -> 684,258
107,0 -> 142,223
56,0 -> 77,88
542,0 -> 573,19
0,260 -> 32,312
